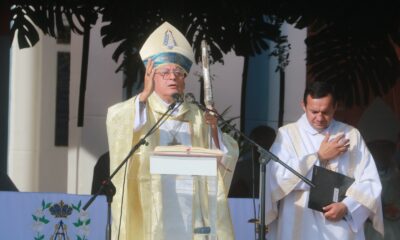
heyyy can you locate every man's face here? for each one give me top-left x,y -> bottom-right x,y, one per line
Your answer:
302,94 -> 337,132
154,64 -> 186,102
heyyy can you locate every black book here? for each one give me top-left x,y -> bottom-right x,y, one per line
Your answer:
308,165 -> 355,212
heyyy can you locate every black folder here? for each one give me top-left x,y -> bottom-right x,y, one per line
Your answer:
308,165 -> 355,212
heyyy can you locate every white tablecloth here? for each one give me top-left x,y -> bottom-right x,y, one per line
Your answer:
0,192 -> 260,240
229,198 -> 260,240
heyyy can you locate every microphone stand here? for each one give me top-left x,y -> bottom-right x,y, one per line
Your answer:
191,100 -> 314,240
82,99 -> 183,240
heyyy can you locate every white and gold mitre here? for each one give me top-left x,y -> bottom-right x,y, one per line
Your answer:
139,21 -> 195,74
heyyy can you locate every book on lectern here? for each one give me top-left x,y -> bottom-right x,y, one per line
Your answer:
308,165 -> 355,212
153,145 -> 223,158
150,145 -> 223,176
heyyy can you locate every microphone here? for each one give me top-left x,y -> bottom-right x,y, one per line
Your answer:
184,92 -> 196,103
172,93 -> 183,103
168,93 -> 183,111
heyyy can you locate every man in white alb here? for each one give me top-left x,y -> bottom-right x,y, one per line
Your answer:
265,81 -> 383,240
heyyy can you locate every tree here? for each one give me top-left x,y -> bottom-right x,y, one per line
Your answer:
9,0 -> 400,121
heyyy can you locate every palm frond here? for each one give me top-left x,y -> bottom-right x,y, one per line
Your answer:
10,1 -> 400,108
10,5 -> 39,48
306,23 -> 400,106
11,1 -> 99,48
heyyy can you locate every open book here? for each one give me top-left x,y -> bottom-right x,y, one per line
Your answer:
308,165 -> 355,212
150,145 -> 223,176
153,145 -> 223,158
152,145 -> 232,172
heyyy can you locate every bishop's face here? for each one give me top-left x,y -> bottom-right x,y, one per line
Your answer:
302,94 -> 337,132
154,64 -> 186,103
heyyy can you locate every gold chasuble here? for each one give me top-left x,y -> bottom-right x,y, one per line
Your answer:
106,94 -> 238,240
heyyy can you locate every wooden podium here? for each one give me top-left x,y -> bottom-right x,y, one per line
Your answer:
150,145 -> 222,239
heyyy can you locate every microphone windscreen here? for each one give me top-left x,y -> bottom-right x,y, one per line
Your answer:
185,92 -> 195,103
172,93 -> 183,103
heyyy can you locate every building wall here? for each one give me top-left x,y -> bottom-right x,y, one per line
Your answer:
281,24 -> 308,125
9,34 -> 43,191
67,18 -> 123,194
243,23 -> 307,135
8,17 -> 124,193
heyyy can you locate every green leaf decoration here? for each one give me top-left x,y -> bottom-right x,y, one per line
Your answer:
34,233 -> 44,240
39,216 -> 49,224
77,236 -> 83,240
32,214 -> 38,221
72,201 -> 82,212
85,219 -> 91,225
73,219 -> 83,227
40,200 -> 51,210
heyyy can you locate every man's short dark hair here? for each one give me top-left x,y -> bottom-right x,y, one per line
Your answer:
303,81 -> 337,106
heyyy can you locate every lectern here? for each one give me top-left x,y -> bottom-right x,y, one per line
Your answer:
150,145 -> 222,239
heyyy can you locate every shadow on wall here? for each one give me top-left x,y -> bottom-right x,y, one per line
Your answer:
0,172 -> 18,191
228,125 -> 276,198
91,151 -> 110,195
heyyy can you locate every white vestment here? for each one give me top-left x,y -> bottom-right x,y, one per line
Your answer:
265,114 -> 384,240
107,93 -> 238,240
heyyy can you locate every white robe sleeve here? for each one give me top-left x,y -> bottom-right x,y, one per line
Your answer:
214,127 -> 228,152
133,95 -> 148,132
342,196 -> 370,233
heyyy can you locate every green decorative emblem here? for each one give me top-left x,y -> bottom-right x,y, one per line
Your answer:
32,200 -> 91,240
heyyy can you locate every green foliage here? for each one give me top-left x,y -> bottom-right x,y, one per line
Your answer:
216,106 -> 251,157
39,216 -> 49,224
73,218 -> 83,227
41,200 -> 51,210
72,200 -> 82,212
34,233 -> 44,240
9,1 -> 400,106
